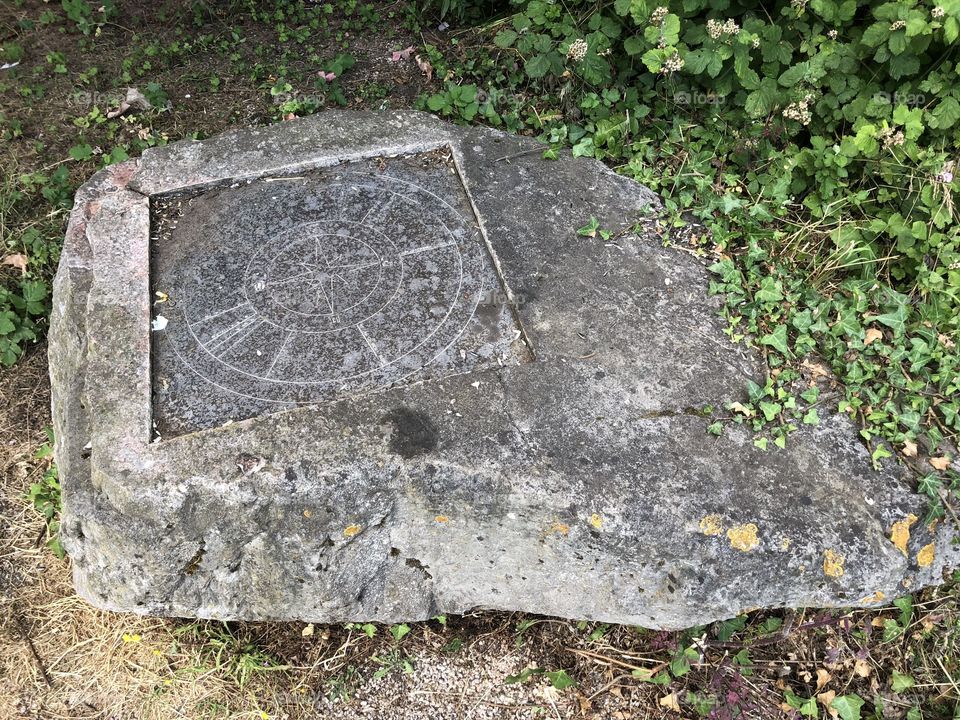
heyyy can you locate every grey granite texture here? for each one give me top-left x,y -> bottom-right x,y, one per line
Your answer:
49,110 -> 957,628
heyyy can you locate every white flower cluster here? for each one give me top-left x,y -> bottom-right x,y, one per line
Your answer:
751,37 -> 761,48
827,29 -> 838,39
949,261 -> 960,270
660,54 -> 685,74
567,38 -> 588,62
707,18 -> 740,39
782,96 -> 813,125
879,126 -> 905,148
889,20 -> 906,30
791,0 -> 808,11
650,6 -> 668,24
932,6 -> 945,18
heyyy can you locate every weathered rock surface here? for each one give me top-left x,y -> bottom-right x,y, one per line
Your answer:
50,110 -> 957,628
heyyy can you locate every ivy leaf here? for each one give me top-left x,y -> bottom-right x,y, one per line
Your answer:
761,324 -> 790,355
545,669 -> 576,689
755,276 -> 784,303
870,304 -> 910,337
759,401 -> 782,421
891,672 -> 915,693
831,694 -> 864,720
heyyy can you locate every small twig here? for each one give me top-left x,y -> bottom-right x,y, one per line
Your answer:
12,605 -> 53,688
567,647 -> 668,674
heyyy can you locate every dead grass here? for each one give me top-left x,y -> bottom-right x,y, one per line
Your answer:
1,349 -> 958,720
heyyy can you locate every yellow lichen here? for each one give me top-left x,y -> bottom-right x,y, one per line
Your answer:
917,543 -> 935,568
823,549 -> 845,578
589,513 -> 603,529
434,515 -> 450,524
699,514 -> 725,536
889,513 -> 918,556
550,521 -> 570,536
780,537 -> 792,551
343,524 -> 361,537
726,523 -> 759,552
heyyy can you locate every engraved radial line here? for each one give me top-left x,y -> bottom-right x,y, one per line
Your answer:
206,315 -> 257,347
192,301 -> 252,326
400,241 -> 455,256
264,332 -> 290,378
266,269 -> 317,287
215,318 -> 264,357
357,324 -> 386,366
361,195 -> 393,224
314,274 -> 336,314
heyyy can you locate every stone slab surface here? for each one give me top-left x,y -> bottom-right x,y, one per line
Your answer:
50,110 -> 959,628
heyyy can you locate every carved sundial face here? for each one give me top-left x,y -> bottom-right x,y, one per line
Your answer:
150,153 -> 525,437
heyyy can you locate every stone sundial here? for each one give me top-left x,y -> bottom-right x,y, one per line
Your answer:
150,153 -> 524,437
50,111 -> 956,627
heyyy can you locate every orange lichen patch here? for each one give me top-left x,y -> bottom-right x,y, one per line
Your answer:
343,524 -> 361,538
917,543 -> 935,568
303,509 -> 312,518
434,515 -> 450,524
889,513 -> 918,556
589,513 -> 603,530
823,549 -> 845,578
726,523 -> 759,552
699,514 -> 725,536
550,521 -> 570,536
858,591 -> 886,604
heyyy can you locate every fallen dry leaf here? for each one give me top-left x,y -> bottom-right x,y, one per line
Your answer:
864,327 -> 883,345
817,690 -> 836,708
930,456 -> 952,471
801,358 -> 832,379
658,692 -> 681,713
729,401 -> 755,417
106,86 -> 152,118
901,439 -> 918,458
853,658 -> 872,678
1,253 -> 28,275
415,54 -> 433,80
816,667 -> 832,690
301,623 -> 314,638
389,46 -> 414,62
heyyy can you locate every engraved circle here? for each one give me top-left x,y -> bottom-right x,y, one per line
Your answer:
162,174 -> 490,406
241,219 -> 403,334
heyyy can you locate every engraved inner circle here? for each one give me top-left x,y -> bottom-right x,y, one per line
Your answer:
242,220 -> 402,334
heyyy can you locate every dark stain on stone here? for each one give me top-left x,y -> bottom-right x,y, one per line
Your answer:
383,407 -> 438,458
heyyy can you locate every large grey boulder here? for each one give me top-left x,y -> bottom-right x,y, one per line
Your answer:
50,110 -> 956,628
